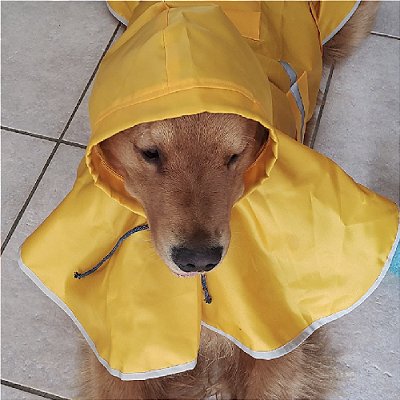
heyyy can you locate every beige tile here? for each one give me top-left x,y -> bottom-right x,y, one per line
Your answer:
1,1 -> 118,137
1,385 -> 46,400
1,145 -> 85,399
1,131 -> 54,241
374,1 -> 400,37
314,35 -> 399,204
326,274 -> 400,400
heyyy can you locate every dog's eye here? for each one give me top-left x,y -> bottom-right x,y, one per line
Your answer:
141,149 -> 160,163
227,154 -> 240,168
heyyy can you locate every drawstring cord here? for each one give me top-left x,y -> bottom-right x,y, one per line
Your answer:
201,274 -> 212,304
74,224 -> 149,279
73,224 -> 212,304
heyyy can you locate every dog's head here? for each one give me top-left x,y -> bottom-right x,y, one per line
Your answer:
100,112 -> 268,276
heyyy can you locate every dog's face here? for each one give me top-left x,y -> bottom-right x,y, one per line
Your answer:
100,112 -> 267,276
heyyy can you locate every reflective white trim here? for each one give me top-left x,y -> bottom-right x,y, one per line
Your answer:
106,2 -> 129,26
203,214 -> 400,360
279,61 -> 305,138
289,81 -> 305,133
280,60 -> 297,86
322,0 -> 362,45
18,214 -> 399,377
18,249 -> 197,381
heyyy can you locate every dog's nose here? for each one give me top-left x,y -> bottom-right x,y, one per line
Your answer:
171,246 -> 223,273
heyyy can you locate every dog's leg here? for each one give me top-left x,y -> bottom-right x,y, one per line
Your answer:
78,329 -> 219,400
237,328 -> 338,400
152,327 -> 245,400
79,340 -> 205,400
323,1 -> 379,64
157,327 -> 241,400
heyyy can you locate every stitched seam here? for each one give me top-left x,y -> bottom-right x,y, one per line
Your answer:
98,78 -> 257,111
98,156 -> 124,182
162,8 -> 170,90
92,147 -> 124,181
93,83 -> 261,130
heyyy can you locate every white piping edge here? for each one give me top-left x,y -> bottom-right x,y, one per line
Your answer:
279,60 -> 297,86
17,248 -> 197,381
17,213 -> 399,377
279,61 -> 305,140
106,2 -> 129,26
322,0 -> 362,45
289,81 -> 305,135
203,214 -> 400,360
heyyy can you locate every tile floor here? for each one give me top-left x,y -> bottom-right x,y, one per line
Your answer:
1,2 -> 399,399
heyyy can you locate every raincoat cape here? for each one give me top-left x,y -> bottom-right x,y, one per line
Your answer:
19,1 -> 399,380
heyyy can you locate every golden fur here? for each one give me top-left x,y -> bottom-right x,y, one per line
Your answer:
323,1 -> 379,65
79,3 -> 378,399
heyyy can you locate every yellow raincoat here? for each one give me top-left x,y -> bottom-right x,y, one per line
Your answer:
19,1 -> 399,380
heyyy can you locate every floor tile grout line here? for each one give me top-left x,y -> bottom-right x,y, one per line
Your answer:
1,125 -> 86,149
1,379 -> 70,400
1,142 -> 58,255
0,22 -> 121,255
309,64 -> 335,149
60,139 -> 86,150
370,31 -> 400,40
56,22 -> 122,144
1,125 -> 58,143
308,30 -> 397,147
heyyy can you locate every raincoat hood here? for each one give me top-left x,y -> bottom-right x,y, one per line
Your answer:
19,1 -> 399,380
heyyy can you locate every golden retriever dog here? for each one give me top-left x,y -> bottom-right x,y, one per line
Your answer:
80,2 -> 378,399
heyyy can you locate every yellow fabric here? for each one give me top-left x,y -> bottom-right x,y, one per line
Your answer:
310,0 -> 361,44
20,1 -> 399,379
